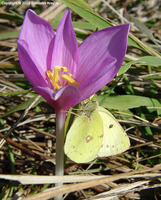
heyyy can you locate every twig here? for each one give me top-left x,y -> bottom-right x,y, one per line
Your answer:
0,132 -> 45,161
0,95 -> 41,148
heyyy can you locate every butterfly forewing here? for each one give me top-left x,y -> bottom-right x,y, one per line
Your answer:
64,110 -> 103,163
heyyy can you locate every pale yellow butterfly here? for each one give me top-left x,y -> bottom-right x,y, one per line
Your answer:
64,101 -> 130,163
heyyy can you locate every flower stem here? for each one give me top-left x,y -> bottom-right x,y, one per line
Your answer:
55,109 -> 66,200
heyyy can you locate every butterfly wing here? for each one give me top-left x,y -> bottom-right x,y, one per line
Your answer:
64,110 -> 103,163
97,106 -> 130,157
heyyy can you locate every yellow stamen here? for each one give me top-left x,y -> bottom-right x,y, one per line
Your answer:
47,69 -> 60,90
47,65 -> 80,90
62,74 -> 80,87
55,65 -> 68,72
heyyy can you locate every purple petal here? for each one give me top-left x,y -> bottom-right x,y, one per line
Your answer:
79,55 -> 116,101
34,85 -> 80,111
18,9 -> 55,72
51,10 -> 79,75
17,40 -> 48,88
77,24 -> 130,100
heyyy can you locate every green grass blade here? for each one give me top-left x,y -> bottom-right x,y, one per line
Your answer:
96,95 -> 161,110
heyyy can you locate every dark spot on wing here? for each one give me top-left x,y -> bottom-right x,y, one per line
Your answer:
109,124 -> 113,129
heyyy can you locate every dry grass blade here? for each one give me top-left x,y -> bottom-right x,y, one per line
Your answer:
0,174 -> 106,184
39,1 -> 67,21
90,180 -> 150,199
22,165 -> 161,199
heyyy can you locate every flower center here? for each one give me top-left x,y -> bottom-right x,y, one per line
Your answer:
47,65 -> 80,90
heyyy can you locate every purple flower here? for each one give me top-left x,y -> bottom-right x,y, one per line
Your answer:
17,9 -> 129,112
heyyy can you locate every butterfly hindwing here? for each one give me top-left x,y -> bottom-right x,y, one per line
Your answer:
97,106 -> 130,157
